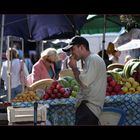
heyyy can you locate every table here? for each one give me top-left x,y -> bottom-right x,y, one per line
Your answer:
12,97 -> 77,125
104,94 -> 140,125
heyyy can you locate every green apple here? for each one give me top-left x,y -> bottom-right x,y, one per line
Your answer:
73,85 -> 80,92
122,86 -> 128,93
71,91 -> 77,97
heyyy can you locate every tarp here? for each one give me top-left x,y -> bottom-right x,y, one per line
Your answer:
117,39 -> 140,51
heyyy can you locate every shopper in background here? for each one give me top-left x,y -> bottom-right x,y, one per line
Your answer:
98,49 -> 112,68
1,48 -> 29,100
63,36 -> 107,125
27,48 -> 58,85
107,42 -> 121,63
54,48 -> 69,79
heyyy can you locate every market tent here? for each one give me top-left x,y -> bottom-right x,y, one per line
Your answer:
113,28 -> 140,47
0,15 -> 30,40
80,15 -> 122,34
0,15 -> 88,41
117,39 -> 140,51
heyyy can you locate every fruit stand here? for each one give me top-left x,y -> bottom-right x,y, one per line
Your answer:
104,94 -> 140,125
11,98 -> 77,125
9,74 -> 79,125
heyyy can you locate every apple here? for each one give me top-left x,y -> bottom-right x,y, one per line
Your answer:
109,80 -> 117,87
50,94 -> 56,99
52,80 -> 59,87
50,85 -> 56,90
71,91 -> 77,97
56,84 -> 63,90
59,88 -> 65,94
107,76 -> 113,82
63,91 -> 70,98
106,92 -> 110,96
53,89 -> 58,94
122,86 -> 128,93
118,91 -> 125,95
56,92 -> 62,98
73,85 -> 80,92
114,84 -> 122,92
106,86 -> 113,92
110,92 -> 116,96
44,94 -> 50,100
46,89 -> 53,95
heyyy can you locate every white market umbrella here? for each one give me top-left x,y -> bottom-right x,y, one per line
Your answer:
117,39 -> 140,51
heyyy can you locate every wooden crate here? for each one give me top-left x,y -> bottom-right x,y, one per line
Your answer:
7,104 -> 47,125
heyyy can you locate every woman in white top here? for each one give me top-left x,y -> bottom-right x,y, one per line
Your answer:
1,48 -> 29,100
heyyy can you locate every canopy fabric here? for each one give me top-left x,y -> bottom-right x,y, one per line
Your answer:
117,39 -> 140,51
0,15 -> 30,40
0,15 -> 88,41
80,15 -> 122,34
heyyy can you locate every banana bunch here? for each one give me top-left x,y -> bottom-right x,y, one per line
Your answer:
107,71 -> 123,84
123,59 -> 140,79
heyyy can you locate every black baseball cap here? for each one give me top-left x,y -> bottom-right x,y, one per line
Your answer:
62,36 -> 89,52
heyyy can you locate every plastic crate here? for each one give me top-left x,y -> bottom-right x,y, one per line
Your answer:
7,104 -> 47,125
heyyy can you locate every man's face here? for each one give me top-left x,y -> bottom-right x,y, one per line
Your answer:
70,45 -> 81,61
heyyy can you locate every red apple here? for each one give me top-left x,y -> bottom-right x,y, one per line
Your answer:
63,91 -> 70,98
106,86 -> 113,92
50,94 -> 56,99
109,80 -> 117,87
56,92 -> 62,98
118,91 -> 125,95
50,85 -> 56,90
107,76 -> 113,82
56,84 -> 63,90
106,92 -> 110,96
110,92 -> 117,96
46,89 -> 53,95
114,84 -> 122,92
52,81 -> 59,87
53,89 -> 58,94
59,88 -> 65,94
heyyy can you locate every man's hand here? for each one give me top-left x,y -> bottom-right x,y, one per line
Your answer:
68,55 -> 77,69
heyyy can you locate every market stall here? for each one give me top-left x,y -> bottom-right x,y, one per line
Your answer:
104,94 -> 140,125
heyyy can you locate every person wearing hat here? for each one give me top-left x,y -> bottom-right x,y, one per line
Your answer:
62,36 -> 107,125
27,48 -> 58,85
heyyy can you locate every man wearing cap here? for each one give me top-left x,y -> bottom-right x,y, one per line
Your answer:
63,36 -> 107,125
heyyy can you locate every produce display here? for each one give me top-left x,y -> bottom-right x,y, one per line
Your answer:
12,76 -> 80,102
12,90 -> 40,102
106,59 -> 140,96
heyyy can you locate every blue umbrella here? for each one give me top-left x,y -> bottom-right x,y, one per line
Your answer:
27,15 -> 87,41
0,14 -> 87,41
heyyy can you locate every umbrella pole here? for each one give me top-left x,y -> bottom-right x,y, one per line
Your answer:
0,15 -> 5,86
7,36 -> 11,102
102,15 -> 106,58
